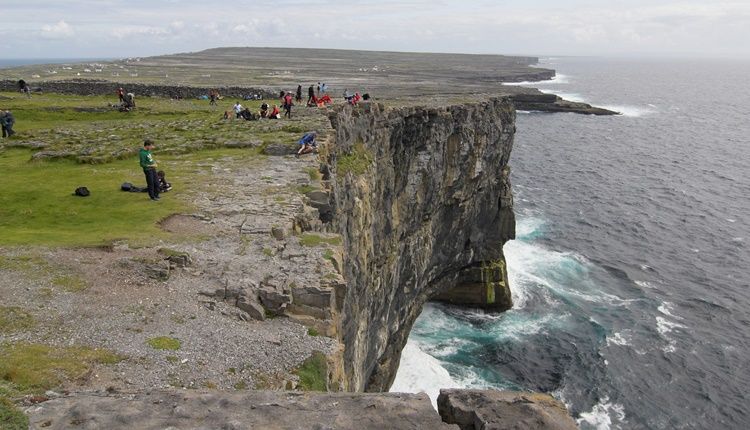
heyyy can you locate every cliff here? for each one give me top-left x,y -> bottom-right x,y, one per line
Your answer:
325,99 -> 516,392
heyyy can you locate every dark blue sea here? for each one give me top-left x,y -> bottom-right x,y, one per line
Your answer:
0,58 -> 111,69
392,57 -> 750,429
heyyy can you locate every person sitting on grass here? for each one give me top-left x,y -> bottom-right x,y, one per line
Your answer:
157,170 -> 172,192
260,102 -> 269,118
296,131 -> 317,156
233,102 -> 244,118
268,105 -> 281,119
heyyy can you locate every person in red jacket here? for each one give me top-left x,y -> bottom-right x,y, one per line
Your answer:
269,105 -> 281,119
282,92 -> 293,118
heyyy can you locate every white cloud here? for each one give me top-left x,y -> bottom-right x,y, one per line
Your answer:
110,25 -> 169,39
40,20 -> 74,39
3,1 -> 750,57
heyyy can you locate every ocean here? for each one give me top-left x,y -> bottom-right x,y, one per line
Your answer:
0,58 -> 111,69
392,57 -> 750,429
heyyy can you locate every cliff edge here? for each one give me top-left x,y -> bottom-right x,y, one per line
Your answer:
325,99 -> 516,391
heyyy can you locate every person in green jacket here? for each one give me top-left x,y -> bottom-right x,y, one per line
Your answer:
139,139 -> 160,201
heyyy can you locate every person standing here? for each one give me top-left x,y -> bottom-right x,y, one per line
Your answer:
117,87 -> 125,103
1,111 -> 15,138
307,84 -> 315,105
295,85 -> 303,103
283,92 -> 293,118
139,139 -> 160,201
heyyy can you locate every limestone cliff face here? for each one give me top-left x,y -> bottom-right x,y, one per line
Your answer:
326,99 -> 516,392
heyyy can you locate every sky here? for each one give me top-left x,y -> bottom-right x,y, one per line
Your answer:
0,0 -> 748,59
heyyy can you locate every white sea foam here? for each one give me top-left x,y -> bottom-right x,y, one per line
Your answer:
656,316 -> 686,336
598,104 -> 656,117
634,280 -> 656,289
657,302 -> 682,320
390,341 -> 462,409
515,217 -> 545,239
539,88 -> 586,103
577,397 -> 626,430
606,331 -> 631,347
502,73 -> 570,86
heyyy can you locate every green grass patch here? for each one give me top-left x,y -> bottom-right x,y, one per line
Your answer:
336,141 -> 373,176
0,255 -> 51,275
0,307 -> 35,334
299,234 -> 342,247
51,274 -> 88,292
306,167 -> 322,181
165,355 -> 179,364
147,336 -> 181,351
307,327 -> 319,337
0,342 -> 122,396
322,248 -> 335,262
0,149 -> 188,246
296,184 -> 317,194
262,247 -> 274,257
0,397 -> 28,430
293,351 -> 328,391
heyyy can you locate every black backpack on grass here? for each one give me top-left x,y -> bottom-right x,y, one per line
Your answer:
74,187 -> 90,197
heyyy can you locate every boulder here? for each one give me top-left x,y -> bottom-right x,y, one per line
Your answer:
257,286 -> 293,314
271,226 -> 286,240
144,262 -> 170,282
437,389 -> 578,430
236,293 -> 265,321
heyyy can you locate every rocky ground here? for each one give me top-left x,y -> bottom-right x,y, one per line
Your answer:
0,136 -> 341,394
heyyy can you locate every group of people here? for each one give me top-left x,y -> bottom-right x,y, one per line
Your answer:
1,110 -> 15,138
115,87 -> 136,111
225,101 -> 282,120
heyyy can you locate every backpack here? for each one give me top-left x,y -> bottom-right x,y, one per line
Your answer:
121,182 -> 133,191
284,94 -> 293,105
74,187 -> 90,197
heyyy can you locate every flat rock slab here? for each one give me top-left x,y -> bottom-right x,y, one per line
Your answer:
438,389 -> 578,430
27,390 -> 457,430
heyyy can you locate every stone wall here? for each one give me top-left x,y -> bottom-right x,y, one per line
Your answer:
325,99 -> 516,392
0,79 -> 276,100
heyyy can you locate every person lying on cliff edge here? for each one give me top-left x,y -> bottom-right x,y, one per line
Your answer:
296,131 -> 318,157
139,139 -> 160,201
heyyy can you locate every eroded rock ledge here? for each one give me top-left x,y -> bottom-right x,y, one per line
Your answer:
26,389 -> 576,430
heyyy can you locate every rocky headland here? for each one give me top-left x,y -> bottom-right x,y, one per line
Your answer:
0,47 -> 588,429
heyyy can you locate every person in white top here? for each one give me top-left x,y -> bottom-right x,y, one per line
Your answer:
233,102 -> 243,118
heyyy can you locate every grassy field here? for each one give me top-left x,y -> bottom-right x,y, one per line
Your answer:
0,91 -> 327,246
